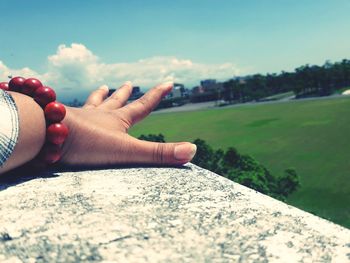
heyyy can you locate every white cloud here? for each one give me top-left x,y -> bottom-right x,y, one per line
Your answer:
0,43 -> 240,93
0,61 -> 39,80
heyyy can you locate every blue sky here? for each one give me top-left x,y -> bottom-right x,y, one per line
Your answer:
0,0 -> 350,99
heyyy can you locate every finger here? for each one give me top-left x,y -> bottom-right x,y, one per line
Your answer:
99,81 -> 133,110
83,85 -> 109,109
126,136 -> 197,165
121,82 -> 173,125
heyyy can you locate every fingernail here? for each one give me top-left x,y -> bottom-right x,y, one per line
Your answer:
124,81 -> 132,87
160,81 -> 173,90
174,143 -> 197,161
100,85 -> 109,91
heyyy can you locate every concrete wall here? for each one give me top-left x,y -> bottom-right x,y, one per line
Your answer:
0,164 -> 349,262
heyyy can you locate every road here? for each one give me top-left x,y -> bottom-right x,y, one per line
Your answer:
153,94 -> 349,114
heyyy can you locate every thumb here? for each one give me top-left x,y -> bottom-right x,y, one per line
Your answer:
127,136 -> 197,165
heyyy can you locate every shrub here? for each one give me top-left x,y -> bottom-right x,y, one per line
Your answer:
138,134 -> 300,200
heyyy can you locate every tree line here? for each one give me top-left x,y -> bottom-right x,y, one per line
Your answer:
66,59 -> 350,107
221,59 -> 350,103
138,134 -> 300,201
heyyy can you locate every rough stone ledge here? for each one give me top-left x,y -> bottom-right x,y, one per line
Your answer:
0,164 -> 349,262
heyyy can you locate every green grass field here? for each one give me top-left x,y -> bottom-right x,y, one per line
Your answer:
130,97 -> 350,228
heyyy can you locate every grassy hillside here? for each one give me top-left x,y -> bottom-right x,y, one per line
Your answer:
130,97 -> 350,228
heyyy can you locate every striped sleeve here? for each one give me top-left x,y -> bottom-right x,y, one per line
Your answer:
0,89 -> 19,167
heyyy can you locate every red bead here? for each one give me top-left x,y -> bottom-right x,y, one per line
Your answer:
46,123 -> 69,145
8,76 -> 26,92
0,82 -> 9,91
34,86 -> 56,107
39,143 -> 62,164
22,78 -> 43,96
44,102 -> 66,122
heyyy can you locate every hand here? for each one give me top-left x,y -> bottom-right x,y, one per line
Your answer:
60,82 -> 196,167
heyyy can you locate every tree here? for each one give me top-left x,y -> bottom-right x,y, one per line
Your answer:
138,133 -> 165,143
139,134 -> 301,200
277,168 -> 300,198
191,139 -> 224,174
220,58 -> 350,102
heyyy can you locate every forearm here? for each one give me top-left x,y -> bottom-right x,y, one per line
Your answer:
0,92 -> 46,174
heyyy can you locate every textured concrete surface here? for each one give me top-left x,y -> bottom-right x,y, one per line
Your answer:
0,164 -> 349,262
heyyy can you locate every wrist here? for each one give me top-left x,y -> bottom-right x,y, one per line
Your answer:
5,77 -> 69,168
7,92 -> 46,169
59,106 -> 77,164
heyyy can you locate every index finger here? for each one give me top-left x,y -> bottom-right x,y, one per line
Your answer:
120,82 -> 173,126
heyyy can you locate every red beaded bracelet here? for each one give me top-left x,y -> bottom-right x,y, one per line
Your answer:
0,77 -> 68,166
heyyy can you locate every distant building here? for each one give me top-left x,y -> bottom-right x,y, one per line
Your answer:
200,79 -> 217,87
191,79 -> 224,102
191,86 -> 204,95
129,86 -> 144,101
199,79 -> 223,93
165,83 -> 186,99
192,79 -> 223,94
107,89 -> 116,97
108,86 -> 144,101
